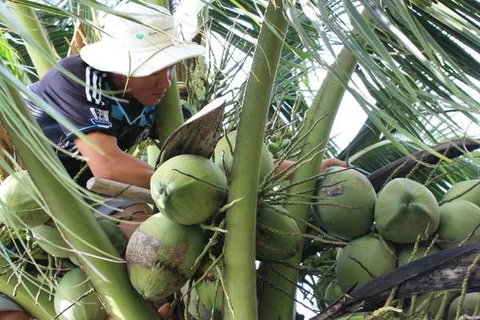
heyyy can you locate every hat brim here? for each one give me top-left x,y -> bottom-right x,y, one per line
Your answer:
80,41 -> 204,77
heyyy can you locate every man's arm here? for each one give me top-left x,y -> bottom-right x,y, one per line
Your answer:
74,132 -> 154,189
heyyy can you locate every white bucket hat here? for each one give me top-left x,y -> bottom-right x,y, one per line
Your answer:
80,2 -> 204,77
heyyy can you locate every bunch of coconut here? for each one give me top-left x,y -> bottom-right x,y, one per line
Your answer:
126,154 -> 228,301
312,167 -> 397,294
213,130 -> 303,262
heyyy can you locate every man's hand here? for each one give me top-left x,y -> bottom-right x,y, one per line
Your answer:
319,158 -> 347,173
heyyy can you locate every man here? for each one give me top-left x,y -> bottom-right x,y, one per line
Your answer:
1,2 -> 203,319
23,1 -> 205,237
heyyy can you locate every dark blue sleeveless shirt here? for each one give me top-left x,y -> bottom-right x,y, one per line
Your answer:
26,55 -> 156,187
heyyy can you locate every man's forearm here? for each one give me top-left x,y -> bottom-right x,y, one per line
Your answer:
91,152 -> 155,189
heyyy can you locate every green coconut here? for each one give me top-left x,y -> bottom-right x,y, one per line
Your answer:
255,205 -> 302,261
0,170 -> 50,229
324,280 -> 344,305
397,244 -> 441,267
98,219 -> 127,254
125,213 -> 205,300
447,292 -> 480,320
314,166 -> 376,240
374,178 -> 440,244
213,130 -> 274,183
335,234 -> 397,292
184,284 -> 222,320
31,223 -> 73,258
443,179 -> 480,207
54,268 -> 107,320
437,200 -> 480,249
314,276 -> 335,310
150,154 -> 228,225
194,259 -> 224,313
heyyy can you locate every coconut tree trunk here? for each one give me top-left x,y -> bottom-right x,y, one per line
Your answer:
0,65 -> 161,319
257,10 -> 368,318
223,1 -> 289,319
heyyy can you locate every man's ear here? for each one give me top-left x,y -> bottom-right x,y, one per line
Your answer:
110,73 -> 129,95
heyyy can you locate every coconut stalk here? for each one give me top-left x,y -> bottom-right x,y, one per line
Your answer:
5,1 -> 58,78
0,256 -> 56,319
0,66 -> 161,319
223,1 -> 289,319
257,9 -> 369,320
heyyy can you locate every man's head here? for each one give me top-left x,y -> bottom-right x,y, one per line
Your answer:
110,66 -> 174,106
80,2 -> 204,78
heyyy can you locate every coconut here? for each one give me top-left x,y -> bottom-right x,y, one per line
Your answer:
314,276 -> 335,310
437,200 -> 480,249
397,244 -> 441,267
324,280 -> 343,305
313,166 -> 376,240
98,219 -> 127,254
213,130 -> 274,183
443,179 -> 480,207
54,268 -> 107,320
335,234 -> 396,292
255,205 -> 302,261
0,170 -> 50,229
184,284 -> 222,320
374,178 -> 440,244
150,154 -> 228,225
447,292 -> 480,320
125,213 -> 205,300
31,223 -> 73,258
194,259 -> 224,313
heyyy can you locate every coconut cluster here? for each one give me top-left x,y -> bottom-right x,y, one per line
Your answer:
313,169 -> 480,318
126,131 -> 301,315
0,129 -> 303,319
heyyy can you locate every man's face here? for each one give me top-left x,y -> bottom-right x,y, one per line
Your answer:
126,66 -> 175,106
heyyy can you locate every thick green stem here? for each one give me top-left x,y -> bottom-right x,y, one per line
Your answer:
0,69 -> 160,320
154,74 -> 184,153
224,1 -> 289,319
5,1 -> 58,78
257,44 -> 359,320
0,257 -> 55,320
